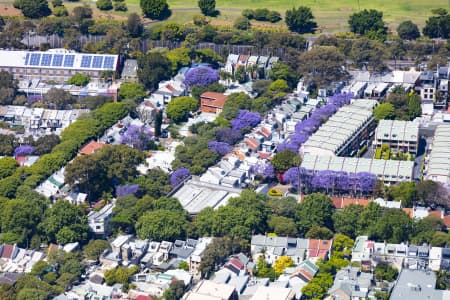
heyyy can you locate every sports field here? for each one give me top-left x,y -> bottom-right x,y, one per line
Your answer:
0,0 -> 448,32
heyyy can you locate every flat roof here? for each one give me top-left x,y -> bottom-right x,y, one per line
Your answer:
302,153 -> 414,181
426,124 -> 450,184
0,49 -> 118,71
303,102 -> 375,155
375,120 -> 419,142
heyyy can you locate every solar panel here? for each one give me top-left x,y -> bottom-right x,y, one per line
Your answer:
103,56 -> 115,69
63,55 -> 75,67
29,53 -> 41,66
52,54 -> 63,67
92,56 -> 103,69
24,53 -> 30,65
41,54 -> 52,66
80,55 -> 92,68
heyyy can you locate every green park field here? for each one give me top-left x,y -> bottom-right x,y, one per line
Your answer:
133,0 -> 450,32
0,0 -> 449,32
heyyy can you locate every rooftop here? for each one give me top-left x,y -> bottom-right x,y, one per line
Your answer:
390,269 -> 443,300
302,101 -> 377,155
426,124 -> 450,184
302,153 -> 414,182
0,49 -> 119,71
375,120 -> 419,143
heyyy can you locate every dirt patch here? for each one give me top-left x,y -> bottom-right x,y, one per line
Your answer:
0,4 -> 22,17
340,6 -> 353,12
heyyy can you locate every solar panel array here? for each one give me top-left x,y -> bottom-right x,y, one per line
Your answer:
23,53 -> 116,70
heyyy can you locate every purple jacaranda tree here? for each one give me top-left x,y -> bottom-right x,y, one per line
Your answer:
356,172 -> 377,193
183,66 -> 219,87
116,184 -> 139,197
283,166 -> 308,188
231,110 -> 261,131
208,141 -> 231,156
251,162 -> 275,179
14,145 -> 34,157
277,92 -> 353,154
170,167 -> 191,187
215,127 -> 243,145
120,125 -> 153,151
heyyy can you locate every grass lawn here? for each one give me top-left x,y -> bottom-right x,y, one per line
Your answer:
0,0 -> 448,32
130,0 -> 450,32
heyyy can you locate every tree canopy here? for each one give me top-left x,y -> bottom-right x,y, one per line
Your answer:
348,9 -> 387,40
285,6 -> 317,34
140,0 -> 169,20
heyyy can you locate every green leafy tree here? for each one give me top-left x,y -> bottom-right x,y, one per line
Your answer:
285,6 -> 317,34
96,0 -> 112,11
67,73 -> 90,86
166,96 -> 199,123
199,237 -> 248,278
127,13 -> 143,37
118,82 -> 147,101
136,210 -> 188,241
374,103 -> 395,121
14,0 -> 51,18
397,20 -> 420,40
234,16 -> 250,30
38,201 -> 89,244
423,8 -> 450,39
332,204 -> 364,238
0,157 -> 18,179
348,9 -> 387,40
267,79 -> 289,100
137,52 -> 171,90
163,280 -> 186,300
0,71 -> 17,105
220,92 -> 252,120
269,62 -> 297,88
305,226 -> 334,240
271,150 -> 301,173
268,216 -> 297,236
198,0 -> 216,16
332,234 -> 355,253
375,262 -> 398,282
140,0 -> 169,20
83,239 -> 111,261
350,38 -> 386,72
295,193 -> 334,235
166,47 -> 192,73
298,46 -> 347,87
43,88 -> 76,109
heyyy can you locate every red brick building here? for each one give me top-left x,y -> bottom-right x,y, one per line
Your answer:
200,92 -> 228,114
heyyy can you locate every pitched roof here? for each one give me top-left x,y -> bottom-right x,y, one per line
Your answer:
201,92 -> 228,109
402,208 -> 414,218
246,138 -> 260,151
79,141 -> 107,155
1,244 -> 15,259
260,127 -> 271,138
444,215 -> 450,229
331,197 -> 370,209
